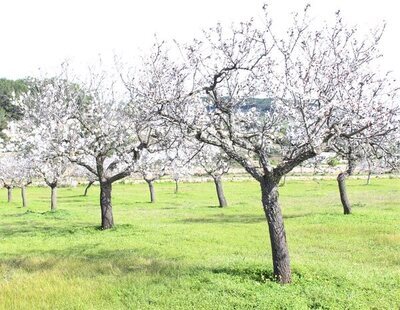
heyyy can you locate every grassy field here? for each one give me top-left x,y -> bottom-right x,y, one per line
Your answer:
0,178 -> 399,309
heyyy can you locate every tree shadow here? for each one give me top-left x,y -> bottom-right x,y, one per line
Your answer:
0,220 -> 296,285
3,209 -> 72,219
0,245 -> 186,279
0,242 -> 282,285
210,266 -> 276,283
283,212 -> 314,219
0,218 -> 146,238
180,214 -> 265,224
0,222 -> 99,238
206,205 -> 223,209
59,195 -> 87,198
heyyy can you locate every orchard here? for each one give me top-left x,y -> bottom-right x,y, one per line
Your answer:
0,3 -> 399,309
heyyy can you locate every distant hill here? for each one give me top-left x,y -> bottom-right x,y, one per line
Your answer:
241,98 -> 273,112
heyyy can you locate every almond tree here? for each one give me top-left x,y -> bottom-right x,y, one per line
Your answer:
169,155 -> 189,194
13,67 -> 172,228
360,154 -> 392,185
11,77 -> 76,211
36,157 -> 69,211
79,168 -> 97,197
134,6 -> 399,283
0,153 -> 35,206
13,156 -> 35,208
0,153 -> 18,203
332,126 -> 399,214
195,144 -> 231,208
166,143 -> 195,194
136,150 -> 169,203
62,72 -> 151,229
67,65 -> 179,228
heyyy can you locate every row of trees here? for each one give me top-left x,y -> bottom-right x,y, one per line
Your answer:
1,144 -> 394,208
0,145 -> 232,208
1,5 -> 399,284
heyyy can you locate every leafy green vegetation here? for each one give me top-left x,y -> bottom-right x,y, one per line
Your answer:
327,157 -> 341,167
0,179 -> 399,309
0,78 -> 28,138
0,79 -> 27,118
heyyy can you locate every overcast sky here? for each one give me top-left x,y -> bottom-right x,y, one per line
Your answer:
1,0 -> 399,80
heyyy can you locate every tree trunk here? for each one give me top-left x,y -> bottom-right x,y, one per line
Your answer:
337,172 -> 351,214
100,181 -> 114,229
84,180 -> 94,196
146,180 -> 155,203
21,186 -> 27,208
279,175 -> 287,187
366,171 -> 371,185
50,186 -> 57,211
174,179 -> 179,194
7,186 -> 12,203
213,177 -> 227,207
261,177 -> 291,284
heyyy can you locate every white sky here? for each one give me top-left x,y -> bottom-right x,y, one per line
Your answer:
1,0 -> 399,80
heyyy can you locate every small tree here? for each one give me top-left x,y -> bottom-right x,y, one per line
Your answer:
11,76 -> 76,211
0,153 -> 35,206
195,144 -> 230,208
13,156 -> 35,208
0,154 -> 18,203
35,157 -> 68,211
136,150 -> 169,203
83,175 -> 97,197
73,165 -> 98,196
64,67 -> 172,229
64,75 -> 144,229
332,129 -> 399,214
167,144 -> 194,194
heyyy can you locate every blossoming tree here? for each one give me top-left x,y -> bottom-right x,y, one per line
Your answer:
136,150 -> 169,203
10,77 -> 75,211
195,144 -> 231,208
135,6 -> 399,283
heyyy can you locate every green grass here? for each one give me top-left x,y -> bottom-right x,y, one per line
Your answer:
0,178 -> 399,309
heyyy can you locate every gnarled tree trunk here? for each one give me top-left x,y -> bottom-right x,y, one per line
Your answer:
213,176 -> 227,208
146,180 -> 155,203
84,180 -> 94,196
261,176 -> 291,284
50,185 -> 57,211
100,181 -> 114,229
337,172 -> 351,214
21,186 -> 27,208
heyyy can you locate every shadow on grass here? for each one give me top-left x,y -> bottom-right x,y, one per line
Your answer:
4,209 -> 72,219
0,221 -> 286,285
0,219 -> 141,238
180,214 -> 265,224
60,194 -> 88,198
0,246 -> 185,279
0,223 -> 97,238
283,212 -> 315,219
0,244 -> 281,285
211,266 -> 276,283
180,212 -> 319,224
